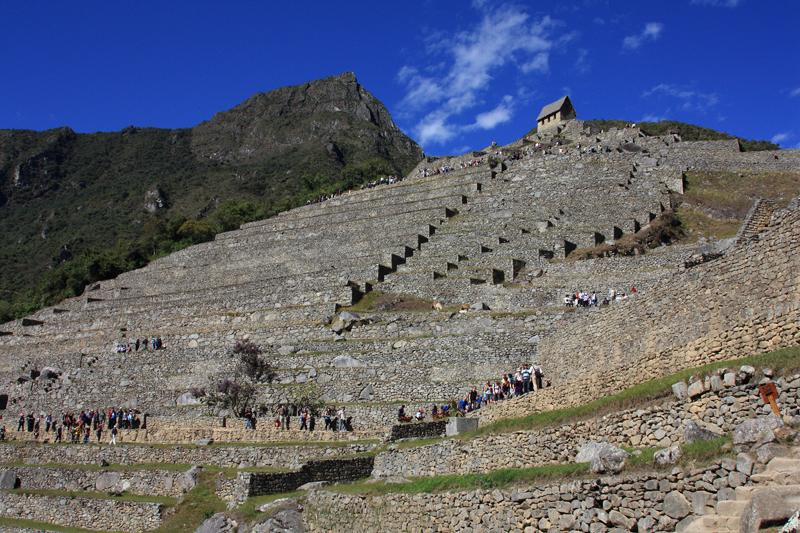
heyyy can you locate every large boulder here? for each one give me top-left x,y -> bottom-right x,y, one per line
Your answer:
684,420 -> 724,444
194,513 -> 238,533
575,441 -> 629,474
733,415 -> 783,447
740,488 -> 795,533
176,466 -> 201,493
251,508 -> 305,533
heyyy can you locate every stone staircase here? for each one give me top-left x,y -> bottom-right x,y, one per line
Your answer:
735,198 -> 778,245
683,453 -> 800,533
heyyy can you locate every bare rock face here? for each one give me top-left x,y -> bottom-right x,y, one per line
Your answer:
143,186 -> 167,213
191,72 -> 422,166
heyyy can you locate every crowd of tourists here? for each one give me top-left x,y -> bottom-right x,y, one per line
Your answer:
397,364 -> 548,423
115,336 -> 164,353
305,174 -> 405,206
417,157 -> 484,178
263,404 -> 354,432
5,408 -> 143,445
564,287 -> 638,308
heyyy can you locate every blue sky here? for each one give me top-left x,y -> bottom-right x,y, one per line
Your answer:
1,1 -> 798,154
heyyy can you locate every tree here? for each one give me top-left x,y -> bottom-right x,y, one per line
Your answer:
203,341 -> 275,417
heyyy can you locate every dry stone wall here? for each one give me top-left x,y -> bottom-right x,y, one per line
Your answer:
373,372 -> 800,478
0,492 -> 163,532
10,465 -> 194,497
305,461 -> 750,533
481,200 -> 800,424
0,441 -> 375,469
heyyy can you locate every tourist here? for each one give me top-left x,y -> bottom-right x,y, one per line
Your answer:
96,421 -> 103,443
17,413 -> 23,432
299,408 -> 308,431
337,407 -> 346,431
414,407 -> 425,421
110,425 -> 118,445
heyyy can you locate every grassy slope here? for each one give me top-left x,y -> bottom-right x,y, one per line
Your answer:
677,169 -> 800,241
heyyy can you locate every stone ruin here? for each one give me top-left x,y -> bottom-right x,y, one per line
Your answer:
0,119 -> 798,532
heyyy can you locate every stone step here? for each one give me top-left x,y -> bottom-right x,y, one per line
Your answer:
700,513 -> 740,530
765,457 -> 800,472
716,498 -> 749,516
735,483 -> 800,500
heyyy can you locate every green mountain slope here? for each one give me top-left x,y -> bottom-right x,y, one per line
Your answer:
0,73 -> 423,321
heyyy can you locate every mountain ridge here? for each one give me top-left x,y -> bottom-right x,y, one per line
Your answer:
0,72 -> 423,321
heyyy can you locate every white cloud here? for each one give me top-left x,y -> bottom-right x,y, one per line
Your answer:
623,22 -> 664,50
790,87 -> 800,98
397,4 -> 562,146
471,95 -> 515,130
641,114 -> 666,122
642,83 -> 719,111
575,48 -> 590,74
416,111 -> 457,145
771,132 -> 790,144
521,52 -> 550,74
691,0 -> 742,7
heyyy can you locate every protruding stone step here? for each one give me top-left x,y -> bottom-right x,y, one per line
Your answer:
716,499 -> 748,516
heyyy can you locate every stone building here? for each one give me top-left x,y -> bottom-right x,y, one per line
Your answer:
536,95 -> 576,132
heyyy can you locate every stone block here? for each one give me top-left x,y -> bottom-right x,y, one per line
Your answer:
672,381 -> 688,401
446,417 -> 479,436
663,491 -> 691,519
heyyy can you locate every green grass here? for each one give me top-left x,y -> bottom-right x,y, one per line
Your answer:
0,517 -> 123,533
334,436 -> 734,497
675,206 -> 741,241
332,462 -> 589,496
151,471 -> 226,533
683,170 -> 800,220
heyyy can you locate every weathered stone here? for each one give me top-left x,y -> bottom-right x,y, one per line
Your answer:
0,470 -> 17,489
654,446 -> 682,466
671,381 -> 688,401
684,420 -> 723,444
736,453 -> 756,475
575,441 -> 629,474
176,466 -> 201,493
733,415 -> 782,446
608,510 -> 634,529
194,512 -> 238,533
95,471 -> 122,492
331,355 -> 365,368
740,488 -> 794,533
687,380 -> 706,398
663,490 -> 691,519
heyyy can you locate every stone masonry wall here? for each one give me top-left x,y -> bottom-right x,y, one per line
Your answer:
481,201 -> 800,424
305,461 -> 750,532
372,372 -> 800,478
0,492 -> 163,532
11,465 -> 193,498
0,441 -> 376,469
